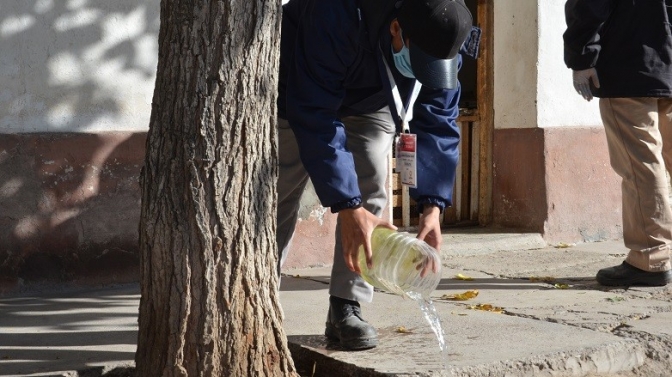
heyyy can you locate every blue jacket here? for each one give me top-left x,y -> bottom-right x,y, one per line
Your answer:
564,0 -> 672,98
277,0 -> 464,212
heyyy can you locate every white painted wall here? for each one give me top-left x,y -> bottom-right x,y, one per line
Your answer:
537,1 -> 601,128
493,0 -> 538,129
0,0 -> 159,133
494,0 -> 602,129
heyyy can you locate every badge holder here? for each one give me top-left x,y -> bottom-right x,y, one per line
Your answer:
396,132 -> 417,188
381,51 -> 421,226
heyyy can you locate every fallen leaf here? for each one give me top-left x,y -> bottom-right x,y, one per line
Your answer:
454,273 -> 474,281
555,242 -> 576,248
607,296 -> 625,302
554,283 -> 570,289
395,326 -> 412,333
468,303 -> 504,313
529,276 -> 555,283
441,290 -> 479,301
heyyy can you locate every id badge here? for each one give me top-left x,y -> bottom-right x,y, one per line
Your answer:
396,133 -> 417,188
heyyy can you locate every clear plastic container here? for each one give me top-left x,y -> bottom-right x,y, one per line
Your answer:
357,227 -> 442,298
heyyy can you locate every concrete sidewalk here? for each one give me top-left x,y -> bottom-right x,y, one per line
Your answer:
2,230 -> 672,376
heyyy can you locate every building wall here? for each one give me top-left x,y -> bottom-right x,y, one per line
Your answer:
493,0 -> 538,130
0,0 -> 627,292
0,0 -> 332,292
0,133 -> 145,290
492,1 -> 622,243
0,0 -> 159,292
1,0 -> 158,133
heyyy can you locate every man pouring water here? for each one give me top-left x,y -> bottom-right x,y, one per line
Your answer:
276,0 -> 480,350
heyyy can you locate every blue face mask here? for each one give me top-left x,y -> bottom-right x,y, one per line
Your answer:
392,31 -> 415,78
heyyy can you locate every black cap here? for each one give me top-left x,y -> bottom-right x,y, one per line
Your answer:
397,0 -> 473,89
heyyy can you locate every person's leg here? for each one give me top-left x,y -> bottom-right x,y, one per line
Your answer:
659,98 -> 672,183
276,118 -> 310,276
597,98 -> 672,286
325,107 -> 396,349
329,108 -> 396,302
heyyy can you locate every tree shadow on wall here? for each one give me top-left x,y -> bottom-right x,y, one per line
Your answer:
0,0 -> 159,132
0,0 -> 160,291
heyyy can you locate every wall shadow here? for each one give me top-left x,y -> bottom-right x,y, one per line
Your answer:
0,0 -> 159,291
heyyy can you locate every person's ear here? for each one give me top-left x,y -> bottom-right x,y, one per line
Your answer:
390,19 -> 404,52
390,18 -> 401,38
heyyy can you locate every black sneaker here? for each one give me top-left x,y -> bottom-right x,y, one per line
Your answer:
596,262 -> 672,287
324,296 -> 378,350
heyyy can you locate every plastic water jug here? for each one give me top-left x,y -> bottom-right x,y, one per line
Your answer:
357,227 -> 442,298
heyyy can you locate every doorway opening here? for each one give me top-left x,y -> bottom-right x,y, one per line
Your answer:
391,0 -> 494,229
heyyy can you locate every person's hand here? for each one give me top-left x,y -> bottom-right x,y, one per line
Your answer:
416,205 -> 442,277
572,68 -> 600,101
338,207 -> 396,274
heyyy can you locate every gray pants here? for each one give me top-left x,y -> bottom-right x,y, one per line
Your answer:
277,107 -> 396,302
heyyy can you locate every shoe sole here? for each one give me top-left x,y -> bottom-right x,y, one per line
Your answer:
325,326 -> 378,350
596,276 -> 672,287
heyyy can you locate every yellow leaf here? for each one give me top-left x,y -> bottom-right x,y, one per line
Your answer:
441,290 -> 479,301
529,276 -> 555,283
468,303 -> 504,313
555,242 -> 576,248
395,326 -> 412,333
455,273 -> 474,281
554,283 -> 570,289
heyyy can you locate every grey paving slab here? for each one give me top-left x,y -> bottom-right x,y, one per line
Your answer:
439,228 -> 547,256
3,234 -> 672,377
280,275 -> 331,337
431,267 -> 672,331
0,286 -> 138,377
627,311 -> 672,337
442,241 -> 627,280
281,268 -> 645,377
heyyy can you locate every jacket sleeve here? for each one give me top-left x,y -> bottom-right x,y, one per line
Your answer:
285,1 -> 361,210
408,56 -> 462,212
563,0 -> 616,70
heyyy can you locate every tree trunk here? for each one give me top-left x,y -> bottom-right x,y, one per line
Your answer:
135,0 -> 296,376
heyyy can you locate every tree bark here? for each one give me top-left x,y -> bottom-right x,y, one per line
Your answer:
136,0 -> 296,375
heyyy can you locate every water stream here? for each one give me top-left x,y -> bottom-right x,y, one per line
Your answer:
407,291 -> 449,371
